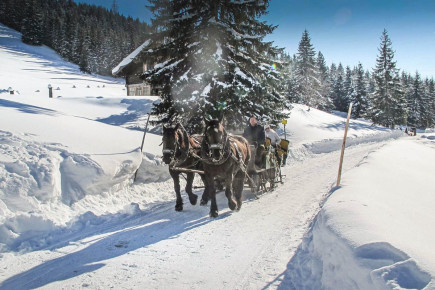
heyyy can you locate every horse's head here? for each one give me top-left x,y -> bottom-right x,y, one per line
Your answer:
162,122 -> 190,165
204,118 -> 226,160
162,123 -> 179,164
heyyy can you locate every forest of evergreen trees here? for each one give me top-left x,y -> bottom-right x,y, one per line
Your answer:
0,0 -> 150,75
284,29 -> 435,129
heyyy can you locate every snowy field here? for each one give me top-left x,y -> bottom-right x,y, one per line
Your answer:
1,23 -> 434,289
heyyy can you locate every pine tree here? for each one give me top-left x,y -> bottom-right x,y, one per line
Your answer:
426,78 -> 435,127
21,0 -> 44,45
368,29 -> 407,128
332,70 -> 347,112
144,0 -> 288,129
365,70 -> 375,95
342,66 -> 353,110
316,51 -> 333,110
408,72 -> 427,128
331,63 -> 348,111
350,63 -> 368,118
422,78 -> 434,128
283,55 -> 300,103
295,30 -> 323,109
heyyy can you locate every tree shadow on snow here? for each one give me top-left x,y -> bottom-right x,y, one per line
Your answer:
97,99 -> 155,129
0,193 -> 237,289
0,99 -> 58,116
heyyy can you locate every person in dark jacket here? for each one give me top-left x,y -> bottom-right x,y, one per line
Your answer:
243,116 -> 265,167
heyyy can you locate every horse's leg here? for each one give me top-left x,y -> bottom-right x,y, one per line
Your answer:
185,172 -> 198,205
170,170 -> 183,211
225,170 -> 237,211
205,174 -> 218,217
199,174 -> 209,206
233,170 -> 245,211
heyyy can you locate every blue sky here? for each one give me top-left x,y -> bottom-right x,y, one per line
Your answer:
74,0 -> 435,78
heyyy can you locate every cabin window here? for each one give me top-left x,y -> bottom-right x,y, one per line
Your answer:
143,85 -> 151,96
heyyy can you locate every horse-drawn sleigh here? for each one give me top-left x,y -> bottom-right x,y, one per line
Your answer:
161,120 -> 287,217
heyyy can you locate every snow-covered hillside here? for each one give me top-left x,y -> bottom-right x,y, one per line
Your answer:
0,23 -> 166,248
1,23 -> 434,289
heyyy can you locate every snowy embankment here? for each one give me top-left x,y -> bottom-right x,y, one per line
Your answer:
0,23 -> 168,252
285,135 -> 435,289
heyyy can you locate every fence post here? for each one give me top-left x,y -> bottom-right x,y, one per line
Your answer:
337,103 -> 353,187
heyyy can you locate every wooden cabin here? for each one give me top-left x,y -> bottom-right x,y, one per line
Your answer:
112,40 -> 160,96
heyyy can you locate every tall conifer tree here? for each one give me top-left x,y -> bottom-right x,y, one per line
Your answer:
427,78 -> 435,127
368,29 -> 407,128
21,0 -> 44,45
350,63 -> 368,118
331,63 -> 348,111
144,0 -> 288,129
295,30 -> 323,109
316,51 -> 333,110
408,72 -> 427,128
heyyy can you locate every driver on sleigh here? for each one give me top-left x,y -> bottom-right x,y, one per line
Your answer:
242,116 -> 266,167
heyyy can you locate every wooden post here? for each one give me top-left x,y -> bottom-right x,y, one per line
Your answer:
336,103 -> 353,187
48,84 -> 53,98
134,113 -> 151,182
281,119 -> 287,140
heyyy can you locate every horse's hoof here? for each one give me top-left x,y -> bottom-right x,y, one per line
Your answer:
189,194 -> 198,205
175,203 -> 183,212
209,210 -> 219,218
228,199 -> 237,211
200,198 -> 208,206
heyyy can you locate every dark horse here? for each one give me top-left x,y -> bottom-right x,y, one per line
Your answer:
162,123 -> 209,211
201,119 -> 251,217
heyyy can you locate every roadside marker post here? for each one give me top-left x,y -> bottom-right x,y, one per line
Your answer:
337,103 -> 353,187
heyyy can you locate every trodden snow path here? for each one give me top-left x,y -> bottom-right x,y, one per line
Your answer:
0,141 -> 390,290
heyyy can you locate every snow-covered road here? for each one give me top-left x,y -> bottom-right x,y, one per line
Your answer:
0,141 -> 388,290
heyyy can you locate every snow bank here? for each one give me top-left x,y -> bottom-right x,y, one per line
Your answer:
285,136 -> 435,289
0,24 -> 172,252
281,104 -> 403,161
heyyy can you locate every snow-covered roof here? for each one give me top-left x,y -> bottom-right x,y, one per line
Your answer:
112,40 -> 150,76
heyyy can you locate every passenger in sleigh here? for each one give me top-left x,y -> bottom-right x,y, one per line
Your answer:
243,115 -> 266,167
264,124 -> 282,166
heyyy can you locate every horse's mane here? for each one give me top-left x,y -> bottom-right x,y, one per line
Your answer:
176,128 -> 186,148
190,134 -> 203,149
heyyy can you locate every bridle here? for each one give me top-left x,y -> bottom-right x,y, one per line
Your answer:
162,123 -> 200,168
201,121 -> 231,165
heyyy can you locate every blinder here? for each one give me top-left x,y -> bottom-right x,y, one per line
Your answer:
162,149 -> 174,155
